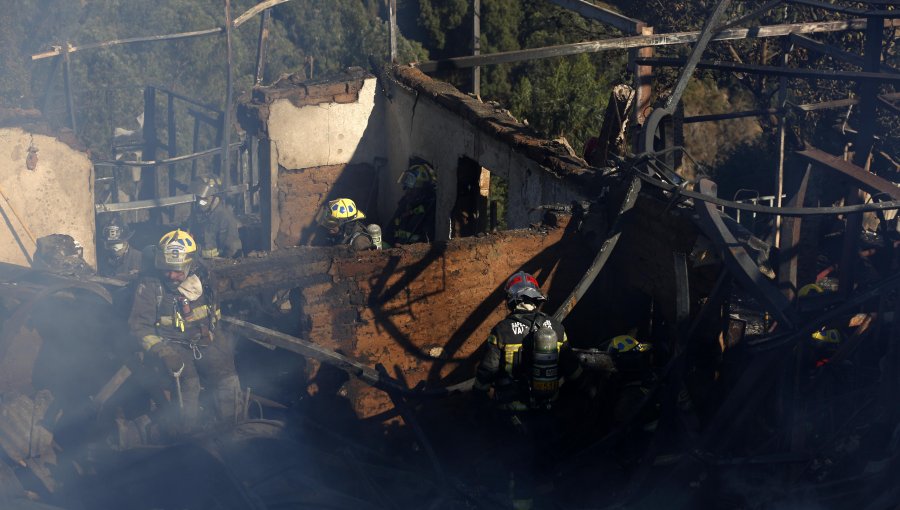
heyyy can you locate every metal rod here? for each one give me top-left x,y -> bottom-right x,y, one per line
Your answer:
94,142 -> 242,167
94,183 -> 248,213
167,93 -> 177,199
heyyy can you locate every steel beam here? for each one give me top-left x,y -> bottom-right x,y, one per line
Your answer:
694,178 -> 797,328
640,0 -> 733,153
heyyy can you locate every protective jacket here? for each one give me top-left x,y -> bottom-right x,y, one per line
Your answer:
128,270 -> 220,353
333,220 -> 375,251
475,310 -> 582,410
128,267 -> 240,432
390,186 -> 436,244
99,244 -> 144,279
188,199 -> 242,258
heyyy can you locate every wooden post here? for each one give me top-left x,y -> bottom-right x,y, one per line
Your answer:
472,0 -> 481,97
167,93 -> 177,198
40,55 -> 62,117
191,116 -> 200,181
774,37 -> 790,248
254,8 -> 271,85
839,18 -> 882,296
62,43 -> 77,134
389,0 -> 398,63
222,0 -> 234,188
631,25 -> 654,151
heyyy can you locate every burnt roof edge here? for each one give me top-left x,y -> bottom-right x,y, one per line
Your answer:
388,65 -> 603,194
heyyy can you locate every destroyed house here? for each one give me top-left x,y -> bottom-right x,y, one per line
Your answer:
0,0 -> 898,507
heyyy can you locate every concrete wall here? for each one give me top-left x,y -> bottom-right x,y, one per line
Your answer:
381,85 -> 587,237
266,78 -> 386,169
215,215 -> 592,418
0,128 -> 95,267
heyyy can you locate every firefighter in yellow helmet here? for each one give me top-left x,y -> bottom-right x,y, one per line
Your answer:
128,230 -> 241,436
316,198 -> 381,250
186,175 -> 243,258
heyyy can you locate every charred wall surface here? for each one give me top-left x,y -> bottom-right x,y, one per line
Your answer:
214,214 -> 592,417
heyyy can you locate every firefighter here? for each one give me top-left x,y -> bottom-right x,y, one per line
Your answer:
97,220 -> 143,279
187,175 -> 243,259
128,229 -> 242,436
605,335 -> 658,431
315,197 -> 381,250
472,271 -> 583,510
388,158 -> 437,244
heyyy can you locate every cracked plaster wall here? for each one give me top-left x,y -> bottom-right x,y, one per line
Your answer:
0,128 -> 95,267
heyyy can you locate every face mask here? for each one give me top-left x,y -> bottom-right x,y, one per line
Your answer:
198,198 -> 209,207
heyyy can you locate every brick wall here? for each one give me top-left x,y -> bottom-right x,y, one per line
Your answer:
215,215 -> 592,417
275,163 -> 380,248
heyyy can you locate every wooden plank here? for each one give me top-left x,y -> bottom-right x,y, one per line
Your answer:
254,8 -> 271,85
223,0 -> 234,189
791,33 -> 900,73
232,0 -> 291,28
389,0 -> 398,62
798,148 -> 900,200
636,57 -> 900,82
32,28 -> 223,60
414,18 -> 885,72
545,0 -> 642,34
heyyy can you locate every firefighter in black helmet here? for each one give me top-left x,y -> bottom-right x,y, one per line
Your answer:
98,219 -> 143,279
472,271 -> 583,510
187,175 -> 243,259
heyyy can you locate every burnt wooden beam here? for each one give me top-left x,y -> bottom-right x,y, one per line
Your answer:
32,28 -> 223,60
414,18 -> 892,72
777,165 -> 811,301
785,0 -> 900,17
790,33 -> 900,73
553,177 -> 641,322
232,0 -> 290,28
635,57 -> 900,82
797,148 -> 900,200
253,8 -> 271,85
683,107 -> 779,123
545,0 -> 643,34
